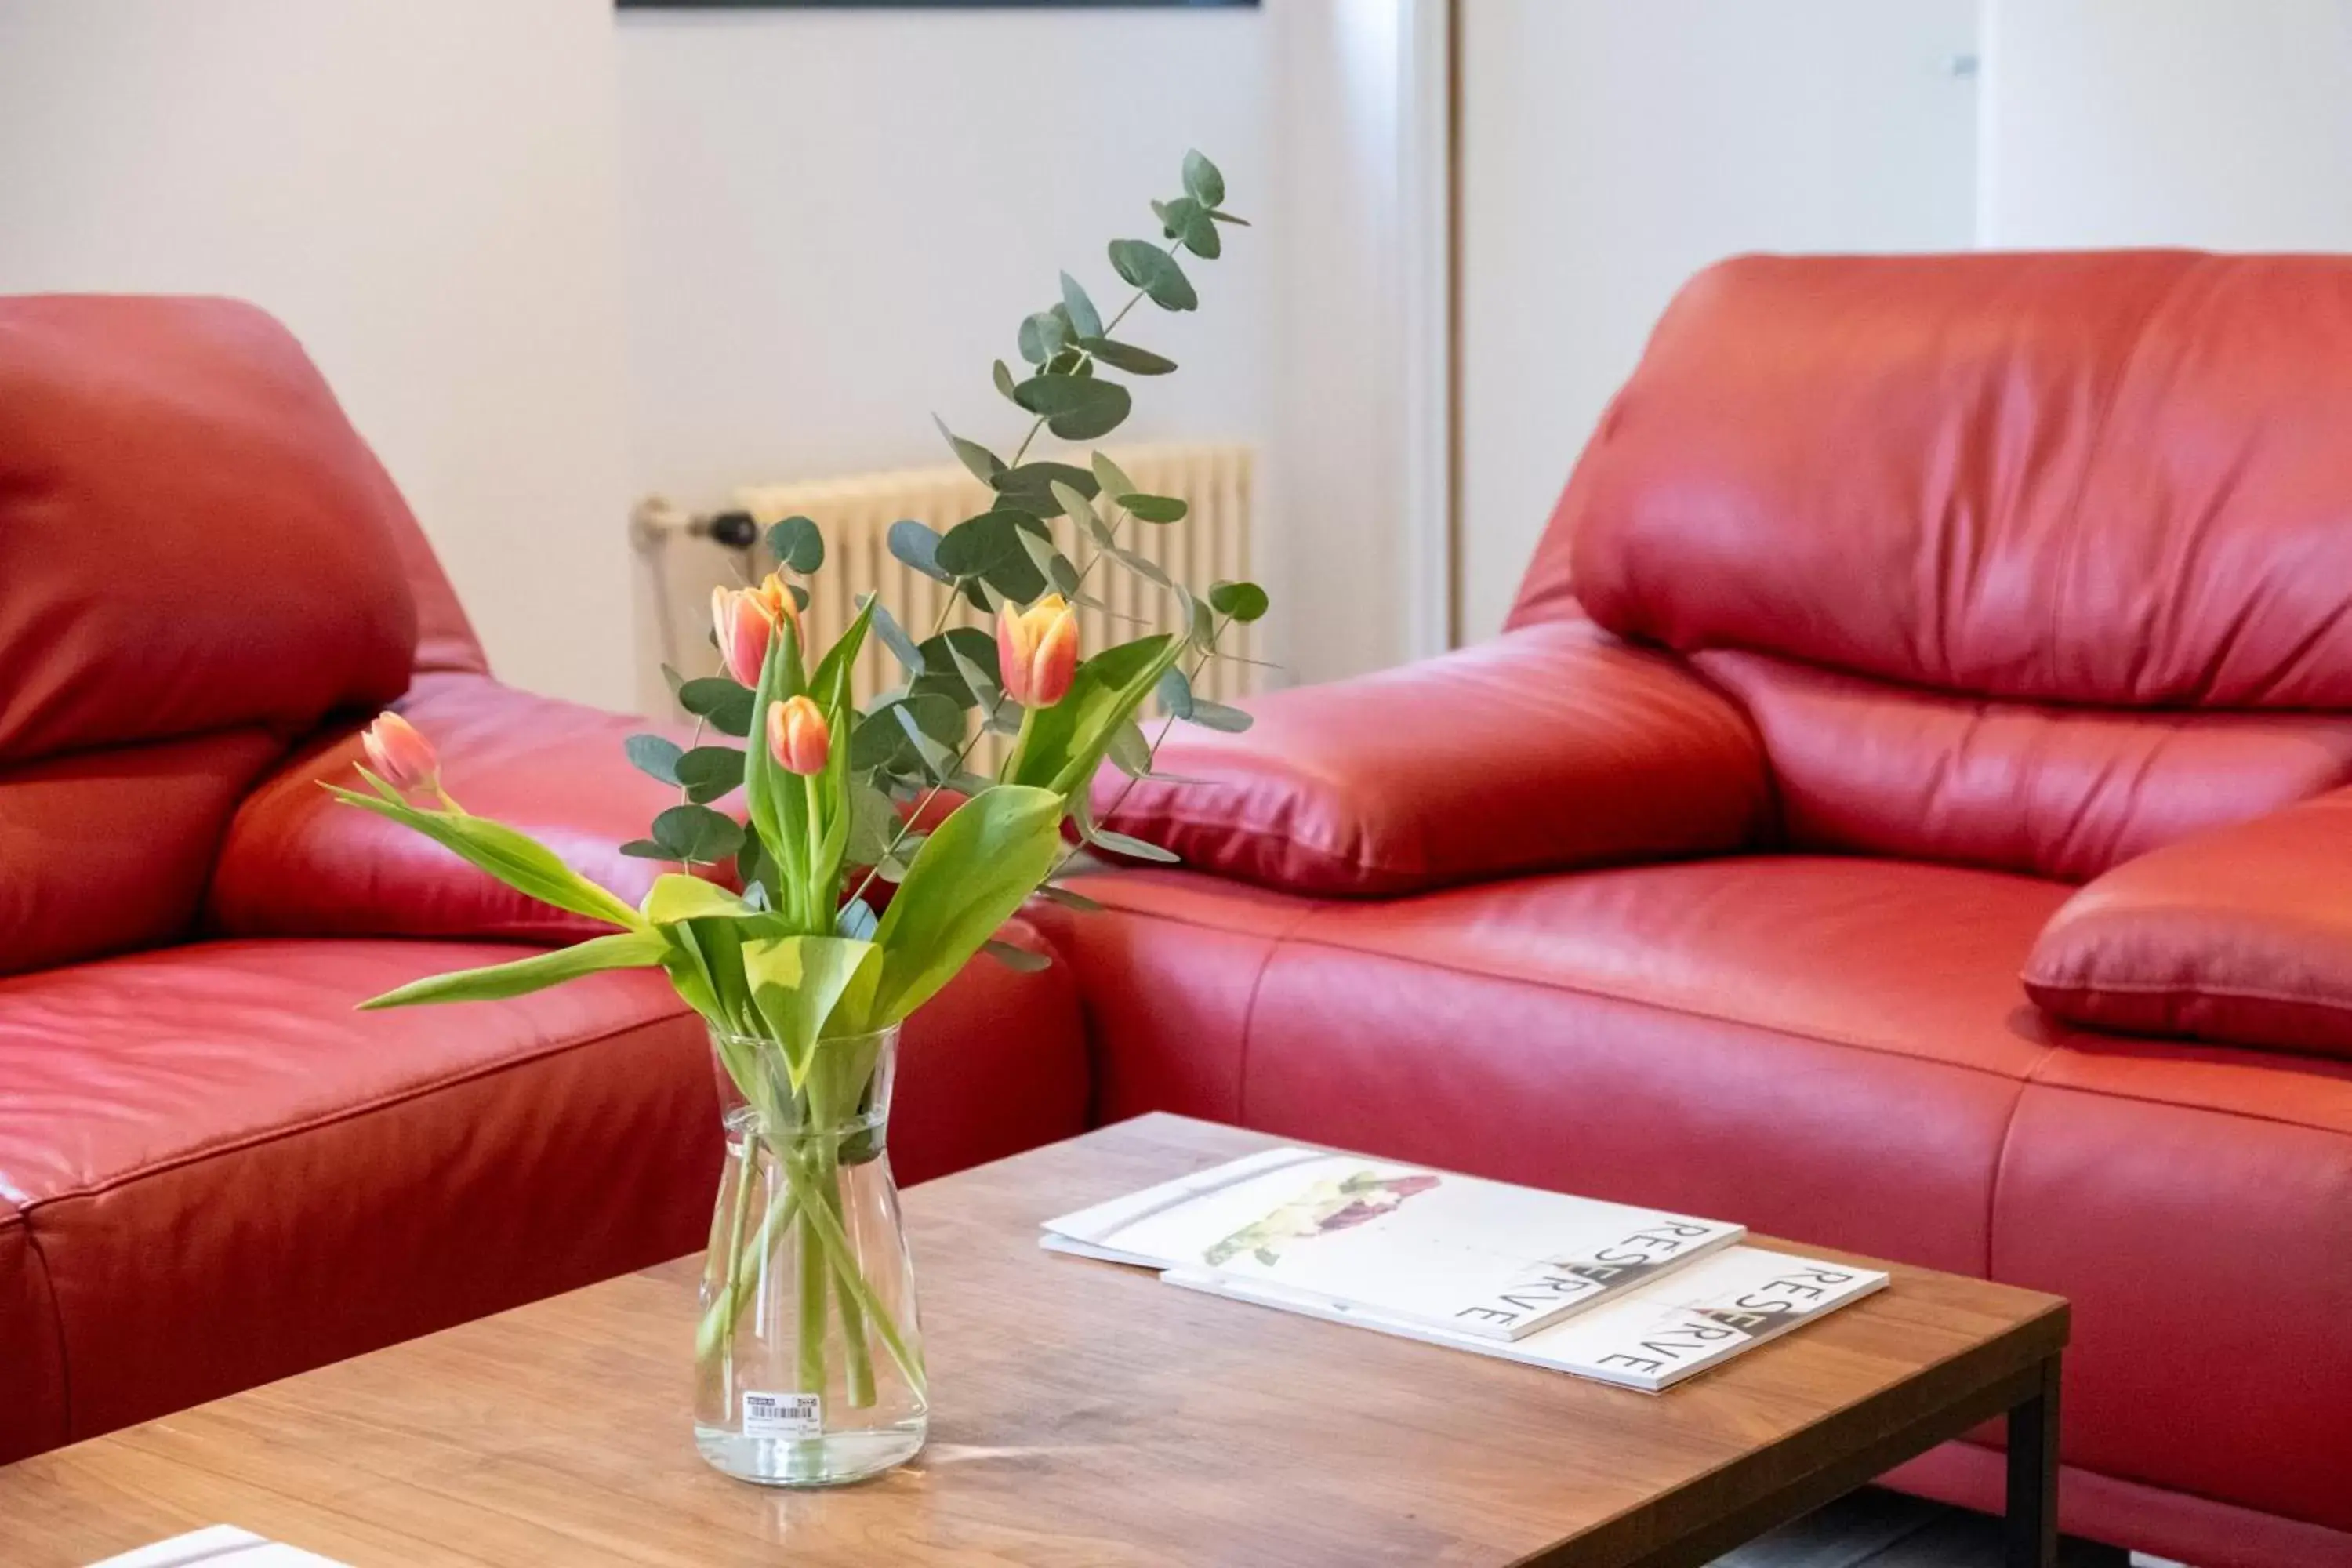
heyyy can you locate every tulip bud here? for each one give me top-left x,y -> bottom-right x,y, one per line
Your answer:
768,693 -> 831,776
710,572 -> 802,689
997,593 -> 1080,708
361,711 -> 440,795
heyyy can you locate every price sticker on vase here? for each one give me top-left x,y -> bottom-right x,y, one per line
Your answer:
742,1391 -> 823,1439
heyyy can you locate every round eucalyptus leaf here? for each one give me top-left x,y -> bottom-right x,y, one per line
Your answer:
1106,239 -> 1198,313
1059,270 -> 1104,339
934,416 -> 1005,484
624,732 -> 684,786
767,515 -> 824,574
1119,492 -> 1189,524
1182,148 -> 1226,209
887,518 -> 951,583
1080,337 -> 1178,376
1209,579 -> 1271,622
651,803 -> 745,862
675,677 -> 754,737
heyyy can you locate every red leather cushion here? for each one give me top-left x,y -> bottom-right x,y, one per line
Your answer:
0,926 -> 1083,1451
0,295 -> 417,763
1700,648 -> 2352,882
1035,858 -> 2068,1276
1090,618 -> 1769,896
1529,252 -> 2352,709
0,731 -> 286,977
1994,1042 -> 2352,1536
2024,789 -> 2352,1058
208,673 -> 690,943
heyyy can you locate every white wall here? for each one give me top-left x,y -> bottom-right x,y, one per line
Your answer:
1983,0 -> 2352,249
617,3 -> 1428,691
0,0 -> 634,710
1455,0 -> 1980,639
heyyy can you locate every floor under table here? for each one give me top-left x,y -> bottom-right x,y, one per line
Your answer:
1722,1489 -> 2135,1567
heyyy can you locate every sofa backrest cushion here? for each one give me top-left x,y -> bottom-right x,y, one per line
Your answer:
1518,251 -> 2352,878
0,294 -> 448,971
0,296 -> 425,761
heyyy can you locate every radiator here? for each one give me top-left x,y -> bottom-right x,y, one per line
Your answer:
635,443 -> 1260,770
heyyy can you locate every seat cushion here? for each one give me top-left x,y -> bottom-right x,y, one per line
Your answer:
1039,858 -> 2069,1275
0,927 -> 1087,1460
208,673 -> 693,944
1036,859 -> 2352,1545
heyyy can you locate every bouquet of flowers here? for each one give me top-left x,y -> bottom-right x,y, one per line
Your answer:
337,152 -> 1265,1485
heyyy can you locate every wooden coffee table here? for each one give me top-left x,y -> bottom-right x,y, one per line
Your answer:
0,1114 -> 2068,1567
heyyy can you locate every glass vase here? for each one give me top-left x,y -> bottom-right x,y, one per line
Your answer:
693,1025 -> 927,1486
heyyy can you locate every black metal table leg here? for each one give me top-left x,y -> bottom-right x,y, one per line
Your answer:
2006,1355 -> 2061,1568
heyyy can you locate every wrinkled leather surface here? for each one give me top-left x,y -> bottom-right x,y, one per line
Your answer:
1043,858 -> 2352,1553
0,730 -> 285,976
208,673 -> 693,942
0,925 -> 1085,1456
1091,619 -> 1769,896
1700,648 -> 2352,882
0,940 -> 710,1450
1533,252 -> 2352,710
2025,788 -> 2352,1057
0,296 -> 417,761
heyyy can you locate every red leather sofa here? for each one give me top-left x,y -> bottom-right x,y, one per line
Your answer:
0,296 -> 1087,1467
1038,252 -> 2352,1568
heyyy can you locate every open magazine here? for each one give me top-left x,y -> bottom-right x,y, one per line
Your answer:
1167,1243 -> 1887,1392
1042,1145 -> 1745,1342
88,1527 -> 347,1568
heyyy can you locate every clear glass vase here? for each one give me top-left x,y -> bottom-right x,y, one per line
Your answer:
693,1025 -> 927,1486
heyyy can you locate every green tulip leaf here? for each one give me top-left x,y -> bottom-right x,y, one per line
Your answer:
867,786 -> 1065,1025
359,929 -> 668,1010
742,935 -> 884,1087
330,779 -> 646,930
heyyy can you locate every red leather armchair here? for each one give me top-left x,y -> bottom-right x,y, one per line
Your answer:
0,296 -> 1087,1465
1033,252 -> 2352,1568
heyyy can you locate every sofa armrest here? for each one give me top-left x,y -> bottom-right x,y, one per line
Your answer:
2025,786 -> 2352,1060
207,673 -> 692,943
1089,618 -> 1770,897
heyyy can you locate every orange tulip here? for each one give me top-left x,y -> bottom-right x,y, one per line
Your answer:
768,694 -> 831,776
361,711 -> 439,795
711,572 -> 802,688
997,593 -> 1080,708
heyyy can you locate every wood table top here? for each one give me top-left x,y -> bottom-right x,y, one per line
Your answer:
0,1114 -> 2067,1567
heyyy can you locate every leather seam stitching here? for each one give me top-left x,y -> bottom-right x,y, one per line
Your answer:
1982,1045 -> 2060,1279
1232,906 -> 1328,1125
14,1004 -> 691,1209
2025,972 -> 2352,1008
2,1209 -> 72,1448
